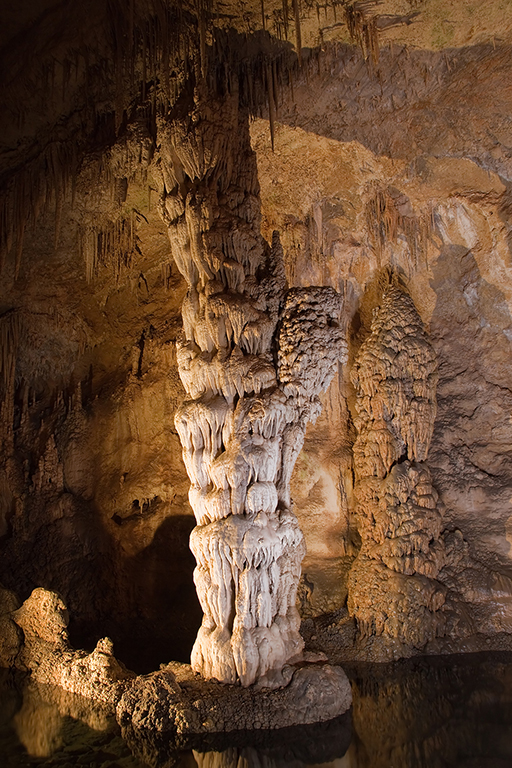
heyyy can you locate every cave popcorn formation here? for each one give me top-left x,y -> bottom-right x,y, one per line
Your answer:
158,85 -> 347,686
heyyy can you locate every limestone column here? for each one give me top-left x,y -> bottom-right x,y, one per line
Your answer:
156,82 -> 346,687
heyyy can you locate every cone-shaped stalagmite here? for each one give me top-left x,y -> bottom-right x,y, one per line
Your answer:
348,277 -> 465,646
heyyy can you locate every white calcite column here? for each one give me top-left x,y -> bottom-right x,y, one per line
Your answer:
156,84 -> 346,687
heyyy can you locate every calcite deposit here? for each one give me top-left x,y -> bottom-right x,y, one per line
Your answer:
347,277 -> 467,647
2,0 -> 512,714
157,84 -> 346,686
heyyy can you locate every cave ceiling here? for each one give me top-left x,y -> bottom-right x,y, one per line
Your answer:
2,0 -> 512,173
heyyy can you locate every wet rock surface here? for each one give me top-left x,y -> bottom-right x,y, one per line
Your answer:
116,660 -> 352,734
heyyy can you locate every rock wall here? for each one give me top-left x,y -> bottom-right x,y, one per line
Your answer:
251,38 -> 512,644
0,121 -> 201,672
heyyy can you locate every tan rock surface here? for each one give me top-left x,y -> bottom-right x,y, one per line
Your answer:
12,588 -> 135,705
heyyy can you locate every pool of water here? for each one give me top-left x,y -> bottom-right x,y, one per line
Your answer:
2,653 -> 512,768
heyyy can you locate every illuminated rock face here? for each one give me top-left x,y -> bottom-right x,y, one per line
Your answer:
157,86 -> 346,686
347,279 -> 466,646
12,587 -> 134,704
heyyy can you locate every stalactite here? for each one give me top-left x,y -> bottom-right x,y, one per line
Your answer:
198,0 -> 208,80
344,2 -> 380,67
0,311 -> 21,395
1,1 -> 354,282
293,0 -> 302,65
365,185 -> 433,266
266,62 -> 276,151
161,261 -> 172,289
272,60 -> 279,114
283,0 -> 289,39
0,138 -> 80,276
80,214 -> 138,284
142,24 -> 147,102
13,221 -> 25,281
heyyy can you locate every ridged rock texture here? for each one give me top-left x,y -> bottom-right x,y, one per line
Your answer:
156,83 -> 346,686
116,659 -> 352,735
347,277 -> 467,647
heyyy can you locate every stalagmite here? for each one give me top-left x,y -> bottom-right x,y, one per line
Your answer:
347,277 -> 466,646
157,81 -> 346,687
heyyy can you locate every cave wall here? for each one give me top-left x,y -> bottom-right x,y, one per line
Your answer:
251,38 -> 512,644
2,0 -> 512,666
0,151 -> 202,670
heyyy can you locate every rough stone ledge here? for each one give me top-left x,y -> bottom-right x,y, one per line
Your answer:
116,661 -> 352,735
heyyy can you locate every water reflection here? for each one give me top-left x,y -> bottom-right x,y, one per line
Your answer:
14,691 -> 63,757
122,714 -> 351,768
349,653 -> 512,768
0,669 -> 144,767
13,677 -> 112,757
3,654 -> 512,767
192,748 -> 351,768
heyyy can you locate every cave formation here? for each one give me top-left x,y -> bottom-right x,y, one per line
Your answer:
165,83 -> 346,687
2,0 -> 512,738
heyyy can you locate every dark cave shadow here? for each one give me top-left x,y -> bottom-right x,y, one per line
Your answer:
0,492 -> 200,675
67,512 -> 201,675
111,513 -> 201,674
429,244 -> 512,570
0,492 -> 120,626
0,484 -> 202,673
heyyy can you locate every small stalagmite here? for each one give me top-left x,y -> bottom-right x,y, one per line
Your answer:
156,81 -> 346,687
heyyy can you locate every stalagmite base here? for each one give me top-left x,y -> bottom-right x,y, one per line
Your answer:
116,660 -> 352,736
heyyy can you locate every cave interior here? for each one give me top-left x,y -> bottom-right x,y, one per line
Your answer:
2,0 -> 512,739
